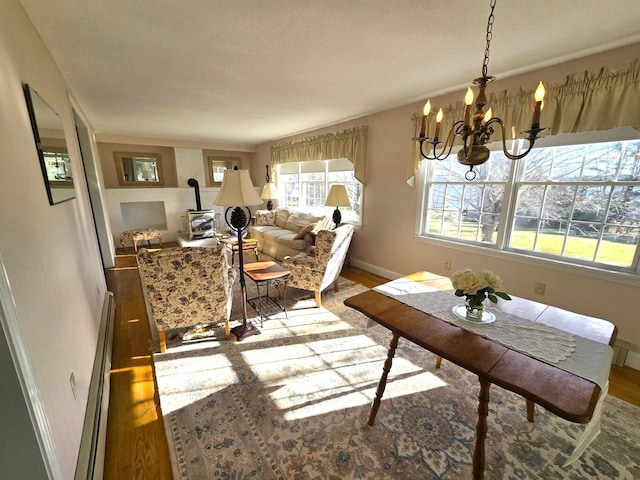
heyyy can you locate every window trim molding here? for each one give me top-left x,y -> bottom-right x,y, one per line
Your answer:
414,233 -> 640,287
416,136 -> 640,276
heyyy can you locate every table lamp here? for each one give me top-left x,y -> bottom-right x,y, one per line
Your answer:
260,182 -> 278,210
214,169 -> 263,340
324,184 -> 351,228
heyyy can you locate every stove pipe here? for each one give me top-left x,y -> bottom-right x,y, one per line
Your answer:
187,178 -> 202,211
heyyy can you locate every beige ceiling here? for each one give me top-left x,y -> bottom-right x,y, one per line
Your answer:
18,0 -> 640,148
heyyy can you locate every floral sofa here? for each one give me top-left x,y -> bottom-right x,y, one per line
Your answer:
248,208 -> 331,261
283,224 -> 355,307
137,247 -> 236,352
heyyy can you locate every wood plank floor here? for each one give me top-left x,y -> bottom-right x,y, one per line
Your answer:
103,246 -> 640,479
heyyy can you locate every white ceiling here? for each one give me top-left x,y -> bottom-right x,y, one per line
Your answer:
18,0 -> 640,148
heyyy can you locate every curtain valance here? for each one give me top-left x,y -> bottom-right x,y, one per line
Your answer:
408,59 -> 640,184
270,126 -> 368,185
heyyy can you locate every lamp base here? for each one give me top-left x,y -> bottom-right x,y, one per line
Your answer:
231,322 -> 261,341
266,199 -> 273,210
332,208 -> 342,228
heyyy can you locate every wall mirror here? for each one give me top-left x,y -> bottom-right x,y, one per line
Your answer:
115,152 -> 164,186
23,84 -> 75,205
208,156 -> 240,186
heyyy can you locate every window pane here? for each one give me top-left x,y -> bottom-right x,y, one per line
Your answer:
582,143 -> 621,181
509,219 -> 538,250
565,222 -> 600,261
572,185 -> 610,222
618,142 -> 640,180
275,160 -> 362,224
597,227 -> 639,266
542,185 -> 575,221
549,146 -> 585,181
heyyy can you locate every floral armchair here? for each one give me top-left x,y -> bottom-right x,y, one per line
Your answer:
283,224 -> 355,307
137,247 -> 236,352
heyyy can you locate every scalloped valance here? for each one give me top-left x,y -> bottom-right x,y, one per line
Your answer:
270,126 -> 368,185
408,59 -> 640,185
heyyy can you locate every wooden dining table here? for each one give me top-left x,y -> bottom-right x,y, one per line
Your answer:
344,271 -> 617,479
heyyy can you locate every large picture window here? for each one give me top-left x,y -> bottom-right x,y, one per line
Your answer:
277,158 -> 362,224
419,138 -> 640,271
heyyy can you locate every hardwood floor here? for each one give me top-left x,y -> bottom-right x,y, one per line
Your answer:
103,249 -> 640,479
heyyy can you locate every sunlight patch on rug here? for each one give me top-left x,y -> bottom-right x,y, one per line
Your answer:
241,334 -> 448,420
153,352 -> 239,414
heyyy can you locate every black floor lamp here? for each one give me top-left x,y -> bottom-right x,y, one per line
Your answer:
214,169 -> 263,340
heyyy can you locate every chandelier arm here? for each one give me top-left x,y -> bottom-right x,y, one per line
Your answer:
419,121 -> 462,160
419,138 -> 455,161
487,118 -> 538,161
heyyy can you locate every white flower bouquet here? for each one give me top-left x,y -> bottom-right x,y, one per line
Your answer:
450,269 -> 511,309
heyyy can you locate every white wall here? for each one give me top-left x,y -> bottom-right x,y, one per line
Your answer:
106,187 -> 228,245
0,0 -> 108,477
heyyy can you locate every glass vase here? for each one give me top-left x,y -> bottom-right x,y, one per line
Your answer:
465,298 -> 485,321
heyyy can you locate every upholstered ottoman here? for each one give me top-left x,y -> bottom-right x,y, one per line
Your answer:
120,229 -> 163,251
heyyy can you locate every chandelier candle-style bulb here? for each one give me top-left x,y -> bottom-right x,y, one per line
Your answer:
532,81 -> 546,126
434,108 -> 443,141
484,108 -> 492,123
420,100 -> 431,136
464,88 -> 474,127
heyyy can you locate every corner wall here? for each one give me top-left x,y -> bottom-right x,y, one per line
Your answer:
253,43 -> 640,351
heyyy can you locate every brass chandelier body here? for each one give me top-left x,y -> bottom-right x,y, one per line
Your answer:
416,0 -> 547,180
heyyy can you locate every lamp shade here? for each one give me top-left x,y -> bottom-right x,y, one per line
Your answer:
324,184 -> 351,207
213,169 -> 262,207
260,182 -> 278,199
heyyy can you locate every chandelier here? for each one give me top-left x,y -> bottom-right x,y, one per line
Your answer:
415,0 -> 547,180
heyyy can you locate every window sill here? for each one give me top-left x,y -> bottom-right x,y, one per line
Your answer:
414,234 -> 640,288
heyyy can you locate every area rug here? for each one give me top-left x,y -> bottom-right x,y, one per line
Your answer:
152,277 -> 640,479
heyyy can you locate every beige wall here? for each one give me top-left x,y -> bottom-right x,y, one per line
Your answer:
253,42 -> 640,349
0,0 -> 109,476
202,149 -> 254,187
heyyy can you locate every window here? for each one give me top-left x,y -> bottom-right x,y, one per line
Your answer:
277,159 -> 362,224
419,138 -> 640,271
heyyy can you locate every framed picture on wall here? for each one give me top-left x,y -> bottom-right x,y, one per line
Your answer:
208,156 -> 240,186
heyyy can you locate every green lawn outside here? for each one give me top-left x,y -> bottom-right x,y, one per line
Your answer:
429,217 -> 636,266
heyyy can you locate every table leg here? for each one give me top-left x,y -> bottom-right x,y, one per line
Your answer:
526,399 -> 535,422
368,331 -> 400,426
473,377 -> 491,480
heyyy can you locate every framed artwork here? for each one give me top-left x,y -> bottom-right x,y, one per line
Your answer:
208,156 -> 240,186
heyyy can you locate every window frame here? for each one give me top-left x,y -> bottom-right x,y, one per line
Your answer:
276,159 -> 363,226
417,134 -> 640,276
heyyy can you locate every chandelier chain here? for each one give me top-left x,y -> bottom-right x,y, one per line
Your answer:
482,0 -> 497,77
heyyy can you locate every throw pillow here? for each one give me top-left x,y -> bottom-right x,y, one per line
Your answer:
294,223 -> 316,240
255,210 -> 276,226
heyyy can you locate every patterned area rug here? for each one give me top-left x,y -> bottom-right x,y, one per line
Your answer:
153,277 -> 640,479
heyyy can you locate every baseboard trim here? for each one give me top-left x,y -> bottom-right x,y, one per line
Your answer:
349,257 -> 403,282
74,292 -> 115,480
624,351 -> 640,371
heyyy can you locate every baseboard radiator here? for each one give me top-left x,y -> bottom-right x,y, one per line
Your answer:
75,292 -> 115,480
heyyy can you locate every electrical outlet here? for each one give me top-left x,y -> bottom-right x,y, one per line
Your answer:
444,259 -> 452,271
70,372 -> 77,400
534,282 -> 546,295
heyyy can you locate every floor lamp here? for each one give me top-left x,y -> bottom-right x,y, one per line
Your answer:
214,169 -> 263,340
